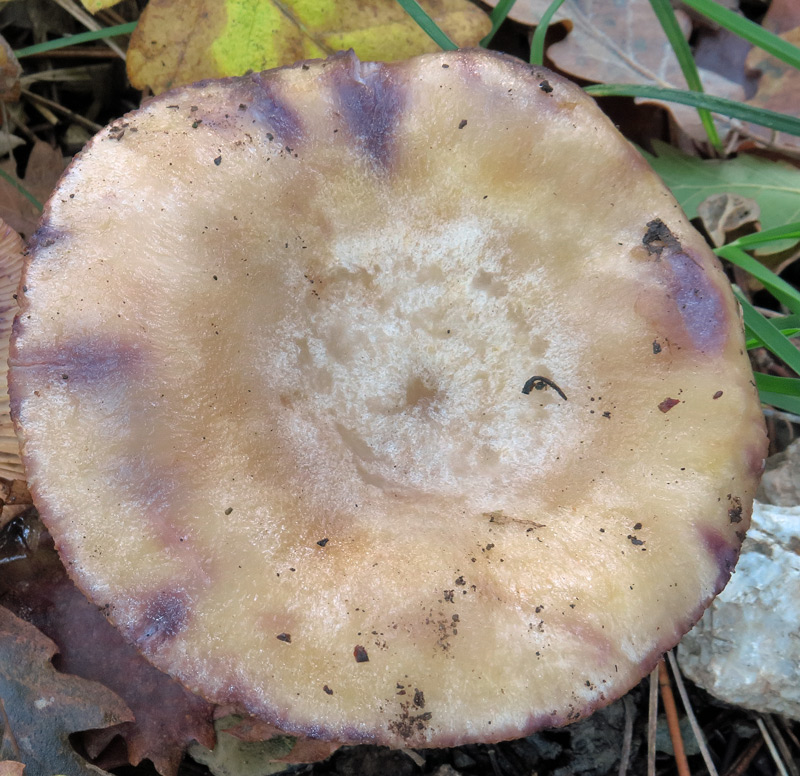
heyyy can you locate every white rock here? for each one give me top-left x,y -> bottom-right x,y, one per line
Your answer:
678,501 -> 800,720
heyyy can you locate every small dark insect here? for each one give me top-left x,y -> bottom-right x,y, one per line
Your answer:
522,376 -> 568,401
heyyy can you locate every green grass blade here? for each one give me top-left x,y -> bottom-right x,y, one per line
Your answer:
681,0 -> 800,72
648,0 -> 721,150
725,221 -> 800,250
747,330 -> 800,350
774,314 -> 800,330
757,388 -> 800,414
530,0 -> 566,66
753,374 -> 800,414
0,168 -> 43,211
717,245 -> 800,316
736,289 -> 800,375
14,21 -> 138,58
482,0 -> 520,47
584,83 -> 800,136
395,0 -> 458,50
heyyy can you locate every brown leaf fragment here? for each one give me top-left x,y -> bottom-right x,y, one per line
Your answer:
219,717 -> 338,763
762,0 -> 800,34
696,193 -> 760,248
745,27 -> 800,154
0,36 -> 21,102
0,528 -> 215,776
0,219 -> 25,482
0,604 -> 132,776
0,142 -> 64,241
491,0 -> 745,143
0,761 -> 25,776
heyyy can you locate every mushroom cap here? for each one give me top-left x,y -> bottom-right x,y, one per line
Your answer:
10,49 -> 767,747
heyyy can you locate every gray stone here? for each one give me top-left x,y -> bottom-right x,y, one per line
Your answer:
678,501 -> 800,720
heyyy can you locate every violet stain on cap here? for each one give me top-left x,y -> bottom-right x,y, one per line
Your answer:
328,53 -> 405,168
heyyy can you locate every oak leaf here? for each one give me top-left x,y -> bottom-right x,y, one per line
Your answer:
0,527 -> 215,776
126,0 -> 491,94
0,605 -> 132,776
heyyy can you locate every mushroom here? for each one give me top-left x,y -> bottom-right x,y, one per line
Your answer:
9,49 -> 767,747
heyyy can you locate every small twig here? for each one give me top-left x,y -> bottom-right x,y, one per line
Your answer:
618,694 -> 635,776
21,89 -> 102,133
757,716 -> 790,776
762,407 -> 800,426
777,715 -> 800,752
400,748 -> 425,768
22,48 -> 120,60
648,665 -> 659,776
763,715 -> 800,776
21,65 -> 104,85
667,651 -> 719,776
49,0 -> 126,60
659,659 -> 691,776
722,736 -> 763,776
487,748 -> 502,776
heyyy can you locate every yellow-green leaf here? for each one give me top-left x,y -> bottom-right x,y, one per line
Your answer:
127,0 -> 491,94
78,0 -> 124,12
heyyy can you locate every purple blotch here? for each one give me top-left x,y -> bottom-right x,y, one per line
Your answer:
10,338 -> 143,383
134,591 -> 188,649
330,53 -> 404,168
27,224 -> 65,254
665,251 -> 727,353
249,76 -> 303,146
643,220 -> 728,354
701,526 -> 741,596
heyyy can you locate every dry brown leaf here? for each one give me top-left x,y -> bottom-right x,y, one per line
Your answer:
762,0 -> 800,34
0,605 -> 132,776
0,761 -> 25,776
0,141 -> 64,241
483,0 -> 744,144
0,528 -> 215,776
0,35 -> 21,102
744,27 -> 800,154
696,193 -> 760,248
219,716 -> 338,763
127,0 -> 490,94
0,219 -> 25,482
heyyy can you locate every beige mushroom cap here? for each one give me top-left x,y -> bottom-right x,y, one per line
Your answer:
10,49 -> 767,747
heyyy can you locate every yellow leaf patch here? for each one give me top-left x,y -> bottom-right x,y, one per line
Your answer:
127,0 -> 491,94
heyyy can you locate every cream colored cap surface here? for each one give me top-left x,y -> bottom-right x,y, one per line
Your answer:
10,49 -> 767,747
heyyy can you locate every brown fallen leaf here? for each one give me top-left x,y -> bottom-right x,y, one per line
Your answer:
0,761 -> 25,776
744,27 -> 800,155
0,604 -> 132,776
0,219 -> 25,482
484,0 -> 744,144
0,525 -> 216,776
127,0 -> 490,94
762,0 -> 800,34
219,715 -> 339,763
0,141 -> 64,241
0,35 -> 21,102
696,193 -> 760,248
